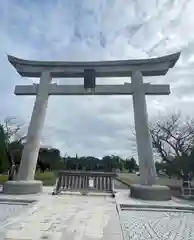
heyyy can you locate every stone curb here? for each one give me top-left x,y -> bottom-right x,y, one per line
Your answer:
54,191 -> 115,197
120,203 -> 194,211
0,199 -> 35,204
116,177 -> 131,187
116,177 -> 182,191
115,199 -> 126,240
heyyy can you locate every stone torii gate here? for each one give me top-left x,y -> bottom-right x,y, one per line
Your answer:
3,52 -> 180,200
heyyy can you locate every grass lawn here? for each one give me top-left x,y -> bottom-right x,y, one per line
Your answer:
35,171 -> 57,186
118,173 -> 185,188
118,173 -> 185,197
0,171 -> 57,186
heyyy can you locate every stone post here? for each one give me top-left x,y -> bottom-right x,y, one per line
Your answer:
131,70 -> 156,185
17,71 -> 52,180
3,71 -> 52,194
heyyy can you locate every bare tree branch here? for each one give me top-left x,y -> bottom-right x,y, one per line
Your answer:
149,112 -> 194,162
1,117 -> 26,143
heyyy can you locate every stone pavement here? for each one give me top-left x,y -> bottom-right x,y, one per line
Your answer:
0,189 -> 123,240
120,209 -> 194,240
0,202 -> 29,227
115,189 -> 194,208
1,185 -> 194,239
115,189 -> 194,240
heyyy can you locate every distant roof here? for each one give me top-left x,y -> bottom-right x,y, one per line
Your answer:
8,52 -> 181,78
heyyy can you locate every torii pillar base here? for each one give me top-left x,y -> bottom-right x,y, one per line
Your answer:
3,180 -> 43,195
130,184 -> 171,201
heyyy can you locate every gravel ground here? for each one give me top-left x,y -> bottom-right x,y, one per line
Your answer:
120,209 -> 194,240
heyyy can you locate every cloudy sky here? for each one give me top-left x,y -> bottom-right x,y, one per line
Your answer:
0,0 -> 194,158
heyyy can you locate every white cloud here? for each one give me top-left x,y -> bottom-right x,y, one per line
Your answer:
0,0 -> 194,158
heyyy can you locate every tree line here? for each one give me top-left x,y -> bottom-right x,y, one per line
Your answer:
0,117 -> 139,179
1,112 -> 194,181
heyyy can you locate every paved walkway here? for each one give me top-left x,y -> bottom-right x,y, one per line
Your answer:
116,189 -> 194,239
0,190 -> 123,240
120,208 -> 194,239
115,189 -> 193,208
115,179 -> 129,190
1,184 -> 194,239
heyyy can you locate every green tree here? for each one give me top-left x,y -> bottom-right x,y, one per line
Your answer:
0,124 -> 9,173
125,157 -> 138,173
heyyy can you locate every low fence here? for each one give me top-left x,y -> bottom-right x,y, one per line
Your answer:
52,171 -> 117,196
181,181 -> 194,197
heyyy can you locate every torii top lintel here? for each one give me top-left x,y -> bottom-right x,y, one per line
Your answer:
8,52 -> 180,78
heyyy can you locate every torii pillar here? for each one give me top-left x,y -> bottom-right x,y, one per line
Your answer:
3,52 -> 180,199
17,72 -> 52,180
132,70 -> 157,185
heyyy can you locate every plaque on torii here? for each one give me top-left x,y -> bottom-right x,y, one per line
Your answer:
4,52 -> 180,197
